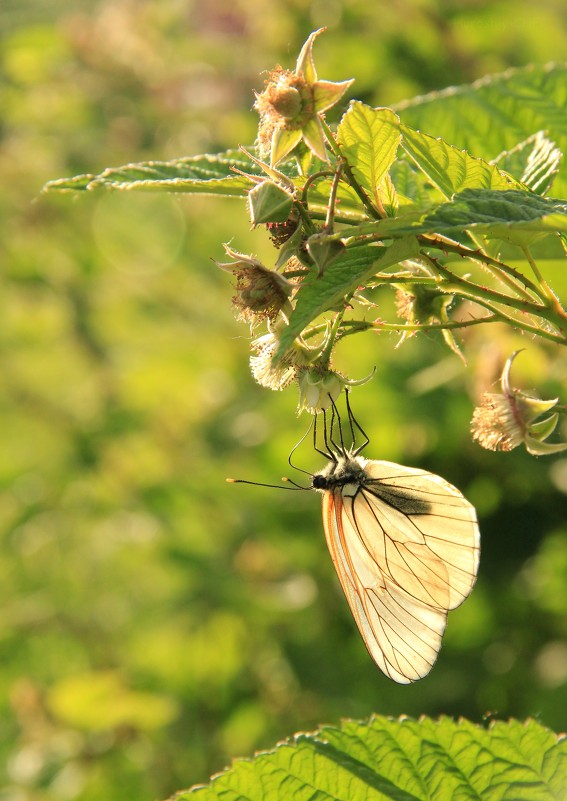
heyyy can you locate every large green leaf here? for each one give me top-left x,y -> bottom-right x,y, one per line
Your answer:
394,63 -> 567,198
173,716 -> 567,800
493,132 -> 562,196
276,237 -> 420,359
422,189 -> 567,243
42,149 -> 262,197
335,190 -> 567,244
399,125 -> 516,199
337,103 -> 402,206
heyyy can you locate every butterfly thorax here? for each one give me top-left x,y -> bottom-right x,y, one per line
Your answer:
312,454 -> 368,497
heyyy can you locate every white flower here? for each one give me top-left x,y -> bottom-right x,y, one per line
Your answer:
249,331 -> 310,391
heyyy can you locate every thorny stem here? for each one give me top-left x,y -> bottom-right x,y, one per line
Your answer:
521,244 -> 567,322
324,160 -> 344,232
337,224 -> 546,303
463,230 -> 538,303
301,300 -> 567,345
421,252 -> 567,335
301,170 -> 335,207
320,309 -> 345,365
293,198 -> 317,234
419,233 -> 542,302
337,316 -> 498,335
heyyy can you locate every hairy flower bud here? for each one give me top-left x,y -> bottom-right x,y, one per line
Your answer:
216,247 -> 293,325
471,351 -> 567,456
254,29 -> 353,165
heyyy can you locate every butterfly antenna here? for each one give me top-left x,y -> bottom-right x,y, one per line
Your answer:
345,389 -> 370,455
281,476 -> 310,490
226,478 -> 304,491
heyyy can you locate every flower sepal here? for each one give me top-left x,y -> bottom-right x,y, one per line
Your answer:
248,180 -> 294,225
306,232 -> 346,276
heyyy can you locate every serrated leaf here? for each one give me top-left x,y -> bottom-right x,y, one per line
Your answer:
493,131 -> 562,196
422,188 -> 567,244
399,124 -> 516,199
335,189 -> 567,244
337,103 -> 402,207
173,715 -> 567,801
276,237 -> 420,359
394,62 -> 567,198
389,159 -> 436,209
42,173 -> 97,192
377,173 -> 399,217
42,149 -> 270,197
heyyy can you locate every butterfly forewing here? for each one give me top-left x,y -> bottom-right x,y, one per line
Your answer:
321,457 -> 480,682
362,460 -> 480,608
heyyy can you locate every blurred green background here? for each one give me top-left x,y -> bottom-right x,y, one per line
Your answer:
2,1 -> 567,799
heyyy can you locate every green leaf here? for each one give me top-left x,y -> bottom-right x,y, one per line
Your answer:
399,124 -> 516,199
389,159 -> 436,209
394,63 -> 567,198
422,189 -> 567,244
172,716 -> 567,800
300,176 -> 368,219
43,173 -> 97,192
493,131 -> 562,196
276,237 -> 420,359
331,189 -> 567,246
337,103 -> 402,206
42,149 -> 265,197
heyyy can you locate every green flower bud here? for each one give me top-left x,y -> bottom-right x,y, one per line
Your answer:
297,367 -> 343,413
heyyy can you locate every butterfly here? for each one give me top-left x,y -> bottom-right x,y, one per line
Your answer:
229,395 -> 480,683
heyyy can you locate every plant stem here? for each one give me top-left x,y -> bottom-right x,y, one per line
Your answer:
466,231 -> 539,303
339,316 -> 498,335
293,199 -> 317,234
421,252 -> 565,329
319,309 -> 345,366
521,244 -> 567,322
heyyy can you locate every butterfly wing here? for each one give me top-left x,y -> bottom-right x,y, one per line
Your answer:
322,460 -> 479,683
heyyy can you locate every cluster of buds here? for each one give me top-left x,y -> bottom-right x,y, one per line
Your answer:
471,351 -> 567,456
213,31 -> 371,415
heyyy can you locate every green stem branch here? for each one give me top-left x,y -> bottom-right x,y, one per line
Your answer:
521,244 -> 567,322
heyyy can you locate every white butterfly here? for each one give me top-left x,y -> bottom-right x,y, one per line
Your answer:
230,398 -> 480,683
312,450 -> 480,683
